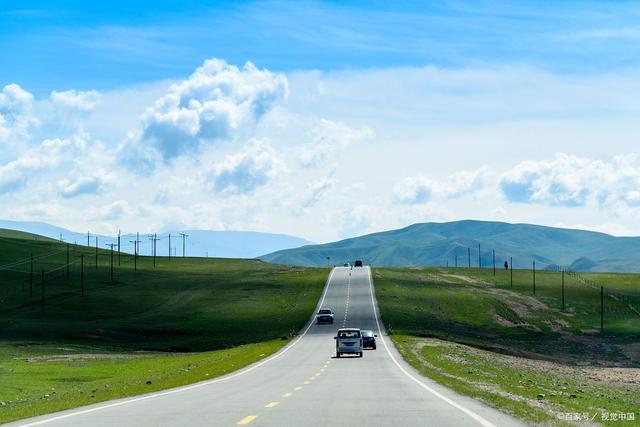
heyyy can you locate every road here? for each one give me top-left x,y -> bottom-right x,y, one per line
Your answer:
9,267 -> 525,427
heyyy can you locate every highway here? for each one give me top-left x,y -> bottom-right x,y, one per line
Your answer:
9,267 -> 524,427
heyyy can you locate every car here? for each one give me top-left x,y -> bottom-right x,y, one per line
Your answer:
361,329 -> 377,349
343,263 -> 350,267
354,259 -> 363,267
316,308 -> 334,324
335,328 -> 363,358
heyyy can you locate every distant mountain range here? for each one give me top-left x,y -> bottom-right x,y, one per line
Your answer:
260,220 -> 640,273
0,220 -> 313,259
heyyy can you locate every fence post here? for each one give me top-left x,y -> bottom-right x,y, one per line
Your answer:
510,257 -> 513,289
492,249 -> 496,276
600,286 -> 604,333
532,260 -> 536,296
561,269 -> 565,311
41,271 -> 45,316
467,247 -> 471,269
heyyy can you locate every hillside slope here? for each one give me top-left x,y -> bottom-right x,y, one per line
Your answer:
261,220 -> 640,272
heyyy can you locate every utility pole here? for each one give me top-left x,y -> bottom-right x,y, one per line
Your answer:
66,243 -> 70,280
180,233 -> 188,257
561,269 -> 565,311
533,260 -> 536,295
467,247 -> 471,269
95,236 -> 98,269
168,233 -> 171,261
118,230 -> 121,266
30,254 -> 33,297
106,244 -> 116,282
600,286 -> 604,333
327,257 -> 330,268
80,254 -> 85,296
492,249 -> 496,276
129,236 -> 140,272
59,233 -> 63,242
510,257 -> 513,289
149,234 -> 159,267
87,231 -> 90,247
41,271 -> 45,316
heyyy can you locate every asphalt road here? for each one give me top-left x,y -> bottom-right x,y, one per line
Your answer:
9,267 -> 525,427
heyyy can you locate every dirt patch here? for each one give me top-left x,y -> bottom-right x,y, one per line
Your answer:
25,354 -> 149,363
441,274 -> 476,284
492,312 -> 542,332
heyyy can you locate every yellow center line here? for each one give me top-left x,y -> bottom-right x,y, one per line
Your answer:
282,392 -> 293,398
265,402 -> 279,408
295,386 -> 303,390
237,415 -> 257,425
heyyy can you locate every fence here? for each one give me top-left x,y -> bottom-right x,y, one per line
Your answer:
443,246 -> 640,334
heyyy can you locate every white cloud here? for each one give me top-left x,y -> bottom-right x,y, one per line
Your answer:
0,83 -> 37,145
58,173 -> 108,198
50,89 -> 101,111
394,175 -> 435,205
121,58 -> 288,173
0,133 -> 89,193
210,139 -> 284,195
298,119 -> 373,168
499,154 -> 640,208
303,177 -> 335,207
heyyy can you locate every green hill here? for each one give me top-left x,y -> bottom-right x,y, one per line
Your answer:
260,220 -> 640,272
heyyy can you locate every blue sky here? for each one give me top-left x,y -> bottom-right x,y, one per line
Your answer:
2,1 -> 640,241
3,1 -> 640,94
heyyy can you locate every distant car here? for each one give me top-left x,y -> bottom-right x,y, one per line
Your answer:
316,308 -> 334,324
335,328 -> 363,358
361,329 -> 377,350
343,263 -> 350,267
354,259 -> 363,267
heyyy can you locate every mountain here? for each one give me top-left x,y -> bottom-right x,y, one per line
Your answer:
260,220 -> 640,273
0,220 -> 312,259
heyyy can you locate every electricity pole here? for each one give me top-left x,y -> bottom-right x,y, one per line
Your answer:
168,233 -> 171,261
106,243 -> 116,282
87,231 -> 90,247
467,247 -> 471,269
149,233 -> 159,267
118,230 -> 121,266
492,249 -> 496,276
180,233 -> 188,257
129,236 -> 141,272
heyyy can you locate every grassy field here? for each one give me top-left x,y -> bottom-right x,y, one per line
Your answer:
374,267 -> 640,426
0,229 -> 326,423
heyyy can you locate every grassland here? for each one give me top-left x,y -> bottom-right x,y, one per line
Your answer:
0,230 -> 326,423
374,267 -> 640,426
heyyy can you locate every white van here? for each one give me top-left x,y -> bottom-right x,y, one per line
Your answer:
335,328 -> 363,358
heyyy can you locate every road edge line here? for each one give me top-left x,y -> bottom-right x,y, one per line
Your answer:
366,266 -> 497,427
14,268 -> 337,427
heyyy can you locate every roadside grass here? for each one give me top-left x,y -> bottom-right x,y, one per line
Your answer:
0,231 -> 326,423
374,267 -> 640,426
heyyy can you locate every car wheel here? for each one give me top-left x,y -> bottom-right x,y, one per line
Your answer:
358,352 -> 363,358
336,352 -> 341,358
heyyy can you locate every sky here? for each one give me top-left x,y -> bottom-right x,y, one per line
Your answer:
1,0 -> 640,242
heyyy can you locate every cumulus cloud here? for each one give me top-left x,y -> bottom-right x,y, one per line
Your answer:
303,177 -> 335,207
0,133 -> 89,193
500,153 -> 640,208
58,173 -> 108,198
394,168 -> 487,205
121,58 -> 288,173
0,83 -> 37,144
210,140 -> 284,194
51,89 -> 101,111
394,175 -> 435,205
298,119 -> 374,168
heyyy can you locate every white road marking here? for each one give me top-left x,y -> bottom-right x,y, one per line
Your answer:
365,267 -> 497,427
16,269 -> 339,427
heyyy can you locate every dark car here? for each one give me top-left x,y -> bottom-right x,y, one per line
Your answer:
316,308 -> 334,324
354,259 -> 363,267
361,329 -> 377,349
